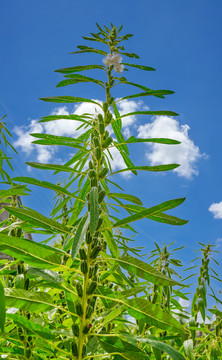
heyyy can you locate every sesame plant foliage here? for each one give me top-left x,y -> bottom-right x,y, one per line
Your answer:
0,23 -> 221,360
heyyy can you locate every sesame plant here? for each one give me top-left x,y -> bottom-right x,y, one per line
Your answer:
0,24 -> 221,360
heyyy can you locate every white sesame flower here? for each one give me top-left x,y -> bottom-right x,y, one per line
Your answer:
103,52 -> 124,73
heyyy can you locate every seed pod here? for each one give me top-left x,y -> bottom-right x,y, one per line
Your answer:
76,303 -> 83,317
98,113 -> 103,123
89,266 -> 94,278
17,228 -> 22,237
72,324 -> 79,337
87,281 -> 97,295
100,155 -> 105,165
93,137 -> 100,147
86,305 -> 93,319
90,177 -> 97,187
98,190 -> 106,203
82,344 -> 87,357
92,238 -> 98,248
83,323 -> 92,334
103,102 -> 108,112
88,169 -> 97,179
109,97 -> 114,105
99,122 -> 105,135
94,263 -> 98,275
96,218 -> 103,230
95,147 -> 102,161
76,283 -> 83,298
104,130 -> 109,139
24,279 -> 29,290
79,248 -> 87,260
71,341 -> 78,356
17,264 -> 23,274
80,261 -> 88,275
102,137 -> 113,148
90,246 -> 102,259
85,232 -> 92,244
99,167 -> 109,179
91,296 -> 97,309
89,160 -> 93,169
106,112 -> 112,125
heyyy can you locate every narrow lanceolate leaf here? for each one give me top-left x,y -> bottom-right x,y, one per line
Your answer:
117,148 -> 137,175
4,206 -> 72,234
122,63 -> 156,71
39,96 -> 102,107
0,280 -> 5,333
146,212 -> 188,226
26,267 -> 63,284
183,339 -> 194,360
70,46 -> 106,55
39,114 -> 92,123
56,78 -> 104,88
126,136 -> 180,145
89,187 -> 99,235
113,255 -> 180,286
0,187 -> 29,199
26,162 -> 81,173
119,110 -> 179,118
7,314 -> 56,340
5,288 -> 54,312
54,64 -> 105,74
121,335 -> 187,360
119,91 -> 175,101
109,193 -> 143,205
60,73 -> 104,85
99,337 -> 149,360
12,177 -> 77,199
72,213 -> 90,259
126,298 -> 184,333
0,234 -> 64,270
110,164 -> 180,176
113,198 -> 187,228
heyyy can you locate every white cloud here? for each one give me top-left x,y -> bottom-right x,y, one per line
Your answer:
209,201 -> 222,219
179,298 -> 190,308
137,116 -> 204,179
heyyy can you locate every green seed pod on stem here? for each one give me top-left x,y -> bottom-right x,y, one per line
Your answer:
76,303 -> 84,317
90,177 -> 97,187
79,248 -> 87,260
98,113 -> 103,123
72,323 -> 79,337
76,283 -> 83,298
87,281 -> 98,295
83,323 -> 92,334
71,341 -> 78,356
90,246 -> 102,259
103,102 -> 108,112
95,147 -> 102,161
80,261 -> 88,275
89,160 -> 93,169
96,218 -> 103,230
85,231 -> 92,244
99,167 -> 109,179
102,137 -> 113,149
86,305 -> 93,319
98,190 -> 106,203
99,122 -> 105,135
82,344 -> 87,357
88,169 -> 97,179
93,137 -> 100,147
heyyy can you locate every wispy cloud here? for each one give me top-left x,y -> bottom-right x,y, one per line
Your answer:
137,116 -> 204,179
209,201 -> 222,219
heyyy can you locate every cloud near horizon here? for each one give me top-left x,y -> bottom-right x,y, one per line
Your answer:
209,201 -> 222,219
13,100 -> 203,179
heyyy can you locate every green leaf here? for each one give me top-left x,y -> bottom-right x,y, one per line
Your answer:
113,197 -> 187,228
110,164 -> 180,176
117,148 -> 137,176
72,213 -> 90,259
0,234 -> 64,270
0,186 -> 29,199
122,334 -> 187,360
7,313 -> 56,340
55,64 -> 105,73
109,193 -> 143,205
119,51 -> 140,59
4,206 -> 72,234
126,136 -> 180,145
89,187 -> 99,235
5,288 -> 54,312
39,114 -> 92,123
112,103 -> 129,155
118,110 -> 179,118
126,298 -> 184,333
197,297 -> 205,321
146,212 -> 188,226
39,96 -> 102,107
70,46 -> 107,55
12,176 -> 78,199
113,255 -> 180,286
61,73 -> 104,85
26,267 -> 63,284
0,280 -> 5,333
99,336 -> 149,360
26,162 -> 81,173
122,63 -> 155,71
119,91 -> 175,101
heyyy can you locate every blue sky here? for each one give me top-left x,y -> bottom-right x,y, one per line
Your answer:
1,0 -> 222,308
